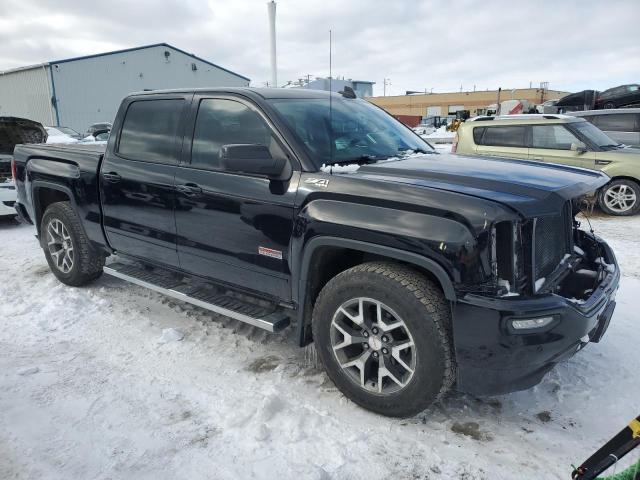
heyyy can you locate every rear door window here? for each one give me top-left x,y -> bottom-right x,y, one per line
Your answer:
531,125 -> 580,150
479,126 -> 526,147
593,114 -> 637,132
118,99 -> 184,164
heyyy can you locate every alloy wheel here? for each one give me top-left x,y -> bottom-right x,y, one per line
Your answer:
47,219 -> 74,273
330,297 -> 416,395
604,184 -> 637,213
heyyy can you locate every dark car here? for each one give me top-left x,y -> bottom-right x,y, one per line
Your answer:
12,88 -> 619,417
85,122 -> 112,137
596,84 -> 640,109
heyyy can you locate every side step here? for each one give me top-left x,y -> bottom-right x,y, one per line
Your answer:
103,262 -> 290,333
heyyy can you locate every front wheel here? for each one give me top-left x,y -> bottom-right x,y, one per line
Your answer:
41,201 -> 105,286
598,179 -> 640,216
312,261 -> 455,417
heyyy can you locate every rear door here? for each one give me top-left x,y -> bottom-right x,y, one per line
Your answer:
100,95 -> 190,267
173,94 -> 298,301
474,125 -> 529,159
528,124 -> 596,169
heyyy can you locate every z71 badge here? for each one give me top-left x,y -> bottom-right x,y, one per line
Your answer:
304,178 -> 330,188
258,246 -> 283,260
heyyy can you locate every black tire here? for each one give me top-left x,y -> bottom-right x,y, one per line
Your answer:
312,261 -> 455,417
40,201 -> 105,286
603,101 -> 615,109
598,179 -> 640,216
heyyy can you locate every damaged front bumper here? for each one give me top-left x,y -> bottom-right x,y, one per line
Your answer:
452,232 -> 619,396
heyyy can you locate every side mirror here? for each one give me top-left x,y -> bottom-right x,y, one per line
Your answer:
570,142 -> 587,154
219,144 -> 286,178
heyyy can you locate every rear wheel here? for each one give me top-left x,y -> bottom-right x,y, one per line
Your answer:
598,179 -> 640,216
312,261 -> 454,417
41,201 -> 105,286
603,101 -> 615,109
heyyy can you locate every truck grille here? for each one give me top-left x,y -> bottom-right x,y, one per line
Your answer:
533,204 -> 571,281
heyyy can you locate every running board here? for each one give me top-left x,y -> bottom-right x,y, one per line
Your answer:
103,262 -> 290,333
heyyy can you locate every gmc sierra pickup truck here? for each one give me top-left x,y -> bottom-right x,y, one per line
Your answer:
12,88 -> 619,417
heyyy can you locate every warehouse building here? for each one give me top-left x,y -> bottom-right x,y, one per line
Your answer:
0,43 -> 250,133
368,87 -> 570,118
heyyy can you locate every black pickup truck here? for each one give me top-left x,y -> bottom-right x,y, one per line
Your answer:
12,88 -> 619,417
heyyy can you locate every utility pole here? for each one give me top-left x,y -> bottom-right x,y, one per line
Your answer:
383,78 -> 391,96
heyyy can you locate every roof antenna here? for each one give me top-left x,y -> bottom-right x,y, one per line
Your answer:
339,85 -> 356,99
329,29 -> 334,170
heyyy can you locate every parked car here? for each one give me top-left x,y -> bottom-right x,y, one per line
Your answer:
0,117 -> 47,217
86,122 -> 112,137
568,109 -> 640,147
556,90 -> 598,112
46,127 -> 79,144
456,114 -> 640,215
595,84 -> 640,109
13,88 -> 619,417
49,126 -> 82,140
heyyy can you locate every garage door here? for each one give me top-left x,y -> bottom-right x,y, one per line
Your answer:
426,106 -> 441,116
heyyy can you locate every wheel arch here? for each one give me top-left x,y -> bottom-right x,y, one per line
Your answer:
295,236 -> 456,346
32,182 -> 76,237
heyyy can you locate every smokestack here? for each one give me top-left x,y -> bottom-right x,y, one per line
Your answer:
267,1 -> 277,88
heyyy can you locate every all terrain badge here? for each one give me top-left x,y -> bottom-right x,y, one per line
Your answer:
258,246 -> 283,260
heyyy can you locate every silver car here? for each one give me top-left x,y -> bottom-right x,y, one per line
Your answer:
569,109 -> 640,147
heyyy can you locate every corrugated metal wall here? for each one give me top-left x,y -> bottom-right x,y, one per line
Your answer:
52,45 -> 250,133
0,66 -> 55,126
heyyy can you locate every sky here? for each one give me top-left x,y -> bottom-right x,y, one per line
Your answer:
0,0 -> 638,97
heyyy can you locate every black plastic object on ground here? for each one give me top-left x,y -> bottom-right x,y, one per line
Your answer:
572,415 -> 640,480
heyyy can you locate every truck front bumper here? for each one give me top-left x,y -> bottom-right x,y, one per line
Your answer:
452,236 -> 619,396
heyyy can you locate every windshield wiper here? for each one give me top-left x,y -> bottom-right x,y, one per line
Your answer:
322,154 -> 387,167
398,147 -> 435,155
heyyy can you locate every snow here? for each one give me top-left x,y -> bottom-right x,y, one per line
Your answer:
534,277 -> 546,291
0,211 -> 639,479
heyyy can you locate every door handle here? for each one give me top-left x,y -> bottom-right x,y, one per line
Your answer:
102,172 -> 121,183
176,183 -> 203,196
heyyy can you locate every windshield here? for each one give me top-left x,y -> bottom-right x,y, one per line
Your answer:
571,120 -> 620,148
268,97 -> 433,168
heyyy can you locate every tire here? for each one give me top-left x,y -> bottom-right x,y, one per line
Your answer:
603,101 -> 615,109
40,201 -> 105,286
311,261 -> 455,417
598,179 -> 640,216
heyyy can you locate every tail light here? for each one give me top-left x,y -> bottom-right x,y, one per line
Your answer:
451,133 -> 458,153
11,157 -> 17,182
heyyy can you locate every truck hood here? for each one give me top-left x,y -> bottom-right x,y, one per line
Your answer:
356,153 -> 609,217
0,117 -> 47,155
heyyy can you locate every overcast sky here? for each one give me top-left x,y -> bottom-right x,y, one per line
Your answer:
0,0 -> 638,96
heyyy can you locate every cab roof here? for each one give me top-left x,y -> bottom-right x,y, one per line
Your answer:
129,87 -> 348,100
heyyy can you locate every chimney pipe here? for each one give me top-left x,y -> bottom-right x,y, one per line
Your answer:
267,1 -> 277,88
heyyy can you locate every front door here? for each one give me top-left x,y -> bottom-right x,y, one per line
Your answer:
100,95 -> 190,267
528,124 -> 596,169
174,95 -> 298,301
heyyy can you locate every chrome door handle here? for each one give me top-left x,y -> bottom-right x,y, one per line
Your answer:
102,172 -> 121,183
176,183 -> 203,196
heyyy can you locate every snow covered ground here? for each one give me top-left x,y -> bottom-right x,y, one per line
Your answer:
0,212 -> 638,480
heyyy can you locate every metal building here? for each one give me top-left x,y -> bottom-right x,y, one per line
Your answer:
0,43 -> 250,133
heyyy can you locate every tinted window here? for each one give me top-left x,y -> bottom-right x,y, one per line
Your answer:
191,99 -> 273,170
593,114 -> 636,132
532,125 -> 580,150
480,126 -> 526,147
472,127 -> 485,144
118,99 -> 184,164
